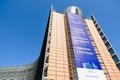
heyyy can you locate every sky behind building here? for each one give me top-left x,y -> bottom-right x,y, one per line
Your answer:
0,0 -> 120,66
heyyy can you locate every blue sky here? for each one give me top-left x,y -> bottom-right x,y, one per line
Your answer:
0,0 -> 120,66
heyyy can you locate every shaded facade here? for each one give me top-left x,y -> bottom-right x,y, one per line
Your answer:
0,6 -> 120,80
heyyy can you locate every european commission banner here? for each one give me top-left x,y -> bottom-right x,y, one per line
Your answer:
67,12 -> 106,80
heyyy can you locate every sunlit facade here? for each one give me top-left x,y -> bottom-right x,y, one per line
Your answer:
0,6 -> 120,80
42,6 -> 120,80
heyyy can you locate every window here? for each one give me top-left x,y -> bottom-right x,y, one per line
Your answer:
108,48 -> 114,54
93,20 -> 96,24
102,36 -> 107,42
117,64 -> 120,69
100,32 -> 104,36
97,28 -> 101,32
112,55 -> 119,62
90,16 -> 94,20
95,24 -> 99,28
105,42 -> 110,48
75,9 -> 79,14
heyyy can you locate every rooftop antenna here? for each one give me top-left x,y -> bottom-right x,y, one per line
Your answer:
50,4 -> 54,12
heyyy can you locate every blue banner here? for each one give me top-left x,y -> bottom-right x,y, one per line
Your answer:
67,12 -> 106,80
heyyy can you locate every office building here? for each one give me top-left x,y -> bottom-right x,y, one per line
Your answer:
42,6 -> 120,80
0,6 -> 120,80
